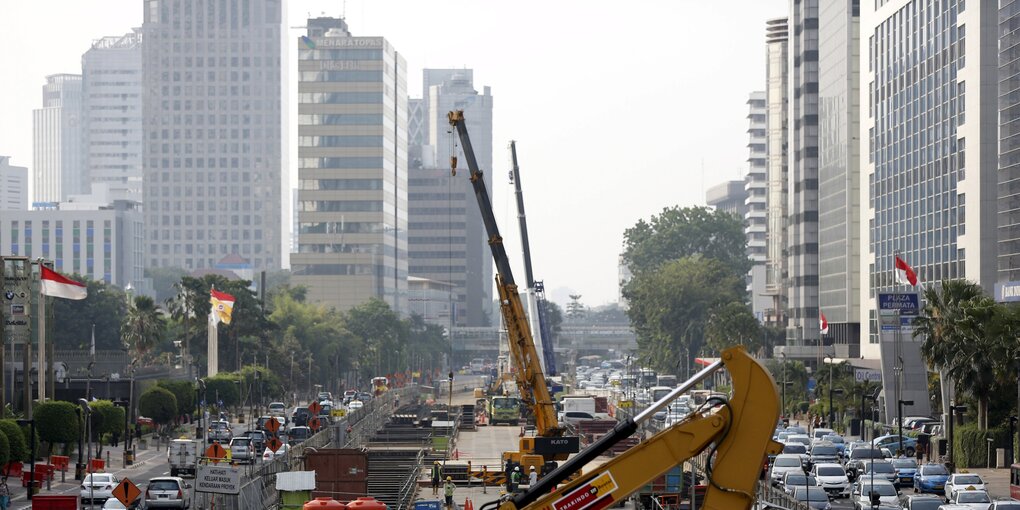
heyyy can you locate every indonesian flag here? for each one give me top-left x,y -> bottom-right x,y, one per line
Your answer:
894,256 -> 919,286
40,266 -> 87,300
209,288 -> 235,325
820,311 -> 829,335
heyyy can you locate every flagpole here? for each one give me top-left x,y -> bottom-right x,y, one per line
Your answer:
37,260 -> 46,404
208,314 -> 218,378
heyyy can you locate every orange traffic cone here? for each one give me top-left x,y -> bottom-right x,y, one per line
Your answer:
465,498 -> 474,510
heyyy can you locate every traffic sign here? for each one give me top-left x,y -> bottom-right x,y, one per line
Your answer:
308,416 -> 321,431
308,401 -> 322,415
112,478 -> 141,507
205,442 -> 227,463
196,464 -> 242,495
266,436 -> 283,453
264,417 -> 280,434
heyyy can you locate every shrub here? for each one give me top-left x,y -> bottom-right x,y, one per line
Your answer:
0,420 -> 28,462
139,387 -> 178,430
157,380 -> 195,417
953,424 -> 1010,468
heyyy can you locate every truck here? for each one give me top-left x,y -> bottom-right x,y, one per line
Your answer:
558,396 -> 609,420
489,395 -> 521,425
449,111 -> 579,469
485,345 -> 782,510
168,438 -> 202,477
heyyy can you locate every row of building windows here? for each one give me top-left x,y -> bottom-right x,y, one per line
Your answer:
296,243 -> 380,254
298,92 -> 383,104
297,136 -> 383,148
292,263 -> 377,276
408,222 -> 467,230
298,49 -> 383,60
409,251 -> 466,259
299,200 -> 383,212
409,192 -> 466,201
299,178 -> 383,190
408,236 -> 466,245
149,242 -> 264,255
299,71 -> 383,82
298,221 -> 383,234
298,114 -> 383,126
300,157 -> 385,169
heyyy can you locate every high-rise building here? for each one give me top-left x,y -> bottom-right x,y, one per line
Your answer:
142,0 -> 284,272
745,91 -> 770,322
82,29 -> 143,202
706,180 -> 748,218
862,1 -> 998,355
999,1 -> 1020,288
0,156 -> 29,211
764,18 -> 789,330
291,18 -> 409,314
817,0 -> 861,357
33,74 -> 83,204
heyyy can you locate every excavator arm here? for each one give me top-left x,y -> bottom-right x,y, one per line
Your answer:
491,346 -> 782,510
448,111 -> 564,444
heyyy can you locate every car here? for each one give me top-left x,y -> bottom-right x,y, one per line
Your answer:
989,500 -> 1020,510
81,473 -> 120,507
787,434 -> 813,451
809,443 -> 840,466
844,446 -> 884,479
262,442 -> 291,461
561,411 -> 596,427
948,489 -> 991,508
243,430 -> 267,455
288,425 -> 311,445
102,497 -> 141,510
770,454 -> 806,486
944,473 -> 987,501
268,401 -> 287,416
890,457 -> 918,487
291,407 -> 312,427
873,434 -> 918,456
912,463 -> 950,494
144,477 -> 192,509
782,442 -> 810,466
347,400 -> 364,412
206,420 -> 232,443
900,493 -> 943,510
229,436 -> 255,464
791,485 -> 832,510
809,463 -> 849,498
850,479 -> 899,509
811,428 -> 835,440
317,391 -> 332,402
821,434 -> 847,456
779,472 -> 819,495
786,425 -> 808,435
860,459 -> 898,484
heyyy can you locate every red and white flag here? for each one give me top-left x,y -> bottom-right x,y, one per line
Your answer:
894,256 -> 919,286
40,266 -> 87,300
820,311 -> 829,335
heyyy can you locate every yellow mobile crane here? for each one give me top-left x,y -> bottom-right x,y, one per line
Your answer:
484,346 -> 783,510
448,111 -> 579,467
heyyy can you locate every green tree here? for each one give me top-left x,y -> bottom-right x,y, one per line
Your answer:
51,278 -> 128,350
204,375 -> 241,408
121,295 -> 167,361
0,420 -> 28,462
347,298 -> 404,379
34,401 -> 80,456
624,256 -> 745,373
157,380 -> 196,418
88,400 -> 124,456
0,430 -> 11,467
704,302 -> 763,355
622,205 -> 750,278
139,387 -> 178,434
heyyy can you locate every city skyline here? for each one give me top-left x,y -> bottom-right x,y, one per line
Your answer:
0,0 -> 785,306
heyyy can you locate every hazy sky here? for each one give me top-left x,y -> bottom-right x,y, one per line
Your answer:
0,0 -> 785,307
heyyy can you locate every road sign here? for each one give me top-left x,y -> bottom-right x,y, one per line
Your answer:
266,436 -> 283,453
264,416 -> 280,434
112,478 -> 142,507
308,416 -> 321,431
196,464 -> 242,495
205,442 -> 227,463
308,401 -> 322,415
855,369 -> 882,382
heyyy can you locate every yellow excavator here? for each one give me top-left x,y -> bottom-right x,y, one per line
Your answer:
484,345 -> 782,510
448,111 -> 578,471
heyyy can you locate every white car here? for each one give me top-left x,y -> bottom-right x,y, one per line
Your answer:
262,442 -> 291,461
347,400 -> 364,411
944,473 -> 987,500
81,473 -> 120,506
770,454 -> 806,486
851,479 -> 899,509
948,489 -> 991,509
810,463 -> 849,498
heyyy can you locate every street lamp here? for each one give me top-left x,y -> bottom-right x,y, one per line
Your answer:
829,388 -> 845,430
824,354 -> 837,427
860,387 -> 879,441
780,352 -> 788,418
947,403 -> 967,469
898,399 -> 914,456
16,419 -> 34,499
987,437 -> 995,469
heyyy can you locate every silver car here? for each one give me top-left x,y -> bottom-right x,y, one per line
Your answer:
229,436 -> 255,464
144,477 -> 192,509
81,473 -> 120,506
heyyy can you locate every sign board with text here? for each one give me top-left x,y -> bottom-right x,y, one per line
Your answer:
1,257 -> 31,344
196,464 -> 241,495
552,471 -> 619,510
854,369 -> 882,382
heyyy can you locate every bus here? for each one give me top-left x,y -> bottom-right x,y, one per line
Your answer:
638,368 -> 658,388
489,396 -> 520,425
648,386 -> 674,403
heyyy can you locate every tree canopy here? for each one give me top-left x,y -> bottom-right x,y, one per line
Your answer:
139,386 -> 178,429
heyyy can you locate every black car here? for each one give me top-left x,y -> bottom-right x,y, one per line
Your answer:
291,406 -> 312,427
244,429 -> 267,454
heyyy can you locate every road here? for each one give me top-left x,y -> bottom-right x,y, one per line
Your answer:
11,419 -> 254,509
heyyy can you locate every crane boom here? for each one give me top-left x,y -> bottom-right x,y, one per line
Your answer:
449,110 -> 563,442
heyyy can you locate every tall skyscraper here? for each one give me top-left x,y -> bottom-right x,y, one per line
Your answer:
1000,2 -> 1020,287
817,0 -> 861,356
82,29 -> 143,202
786,0 -> 820,353
0,156 -> 29,211
33,74 -> 83,204
745,91 -> 770,322
291,18 -> 409,314
409,70 -> 494,327
706,180 -> 748,217
142,0 -> 284,272
862,1 -> 998,355
764,18 -> 789,330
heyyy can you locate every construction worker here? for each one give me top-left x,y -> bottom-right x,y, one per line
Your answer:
510,466 -> 522,493
444,476 -> 456,510
431,461 -> 443,496
528,466 -> 538,487
504,459 -> 514,491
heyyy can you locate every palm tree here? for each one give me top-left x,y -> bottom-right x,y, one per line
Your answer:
121,295 -> 167,360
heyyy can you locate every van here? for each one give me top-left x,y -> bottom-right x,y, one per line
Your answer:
167,439 -> 201,477
559,396 -> 609,420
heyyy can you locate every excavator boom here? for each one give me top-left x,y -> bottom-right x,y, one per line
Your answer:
492,346 -> 782,510
448,110 -> 563,443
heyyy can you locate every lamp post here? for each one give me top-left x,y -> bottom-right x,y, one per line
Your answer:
824,354 -> 835,427
16,418 -> 35,499
987,437 -> 995,469
829,388 -> 845,431
897,399 -> 914,456
780,352 -> 787,418
860,387 -> 878,441
947,403 -> 967,470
